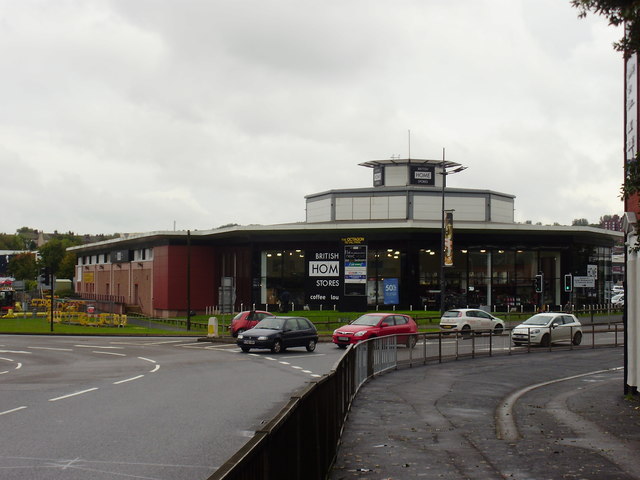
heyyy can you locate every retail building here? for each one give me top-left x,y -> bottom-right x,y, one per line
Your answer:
70,158 -> 620,317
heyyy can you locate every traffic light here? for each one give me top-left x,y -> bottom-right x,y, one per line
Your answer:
563,274 -> 573,292
534,274 -> 543,293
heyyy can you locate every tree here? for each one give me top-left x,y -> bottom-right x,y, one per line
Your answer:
58,252 -> 77,281
571,1 -> 640,56
7,253 -> 37,281
38,239 -> 68,276
572,218 -> 590,226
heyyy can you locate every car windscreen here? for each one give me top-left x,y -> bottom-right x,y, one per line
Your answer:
352,315 -> 383,326
442,311 -> 461,318
522,315 -> 551,326
254,318 -> 286,330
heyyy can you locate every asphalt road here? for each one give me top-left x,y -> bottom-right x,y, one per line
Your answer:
0,335 -> 345,480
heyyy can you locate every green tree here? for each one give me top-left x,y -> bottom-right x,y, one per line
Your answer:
38,239 -> 68,276
572,218 -> 590,226
0,234 -> 23,250
58,252 -> 77,281
572,1 -> 640,56
7,253 -> 37,281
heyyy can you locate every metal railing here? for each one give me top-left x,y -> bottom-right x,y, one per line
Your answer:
206,322 -> 624,480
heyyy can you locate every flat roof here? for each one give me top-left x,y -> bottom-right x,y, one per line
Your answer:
358,158 -> 462,169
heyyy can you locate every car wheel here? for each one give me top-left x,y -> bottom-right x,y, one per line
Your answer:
241,346 -> 250,353
572,331 -> 582,346
493,324 -> 504,335
461,325 -> 471,338
406,335 -> 417,349
306,339 -> 317,352
540,334 -> 550,347
271,339 -> 283,354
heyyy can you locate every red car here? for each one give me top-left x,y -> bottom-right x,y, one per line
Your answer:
229,310 -> 274,337
332,313 -> 418,349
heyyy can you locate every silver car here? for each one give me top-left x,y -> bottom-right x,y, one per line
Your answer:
511,313 -> 582,347
439,308 -> 505,335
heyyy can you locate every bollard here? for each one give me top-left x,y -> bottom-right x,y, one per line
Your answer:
207,317 -> 219,338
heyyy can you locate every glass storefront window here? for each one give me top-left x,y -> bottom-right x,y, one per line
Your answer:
468,251 -> 489,307
262,250 -> 305,307
368,248 -> 402,305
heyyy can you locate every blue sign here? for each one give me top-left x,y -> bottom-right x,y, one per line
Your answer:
383,278 -> 399,305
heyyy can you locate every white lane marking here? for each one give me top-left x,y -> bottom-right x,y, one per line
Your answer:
291,366 -> 303,370
114,375 -> 145,385
92,351 -> 126,357
279,361 -> 290,365
49,388 -> 99,402
138,357 -> 156,363
0,356 -> 14,362
74,345 -> 123,350
0,350 -> 31,354
0,406 -> 27,416
302,370 -> 312,374
0,371 -> 8,375
311,374 -> 322,378
150,365 -> 160,373
496,366 -> 623,441
15,363 -> 21,369
29,346 -> 73,351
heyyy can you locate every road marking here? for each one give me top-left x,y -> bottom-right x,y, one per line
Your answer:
29,346 -> 73,351
74,345 -> 123,350
291,366 -> 303,370
0,356 -> 14,362
150,365 -> 160,373
0,371 -> 8,375
92,351 -> 126,357
114,375 -> 145,385
0,349 -> 31,354
302,370 -> 312,374
496,366 -> 623,442
138,357 -> 156,363
0,406 -> 27,416
279,361 -> 290,365
49,388 -> 99,402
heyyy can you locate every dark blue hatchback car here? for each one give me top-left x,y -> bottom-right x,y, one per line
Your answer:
236,316 -> 318,353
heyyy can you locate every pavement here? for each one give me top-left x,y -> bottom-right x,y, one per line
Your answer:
328,346 -> 640,480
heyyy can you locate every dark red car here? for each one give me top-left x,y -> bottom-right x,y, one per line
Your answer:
332,313 -> 418,348
229,310 -> 274,337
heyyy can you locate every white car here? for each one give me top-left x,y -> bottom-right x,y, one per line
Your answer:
611,285 -> 624,295
439,308 -> 505,335
611,293 -> 624,307
511,313 -> 582,347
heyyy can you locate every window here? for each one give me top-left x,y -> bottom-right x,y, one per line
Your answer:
394,315 -> 408,326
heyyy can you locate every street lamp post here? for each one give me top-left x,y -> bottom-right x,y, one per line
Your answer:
439,149 -> 467,314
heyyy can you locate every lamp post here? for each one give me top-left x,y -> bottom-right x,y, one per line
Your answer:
439,149 -> 467,314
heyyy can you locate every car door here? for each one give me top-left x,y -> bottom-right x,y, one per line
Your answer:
282,318 -> 300,347
392,315 -> 410,342
476,310 -> 493,331
550,315 -> 565,342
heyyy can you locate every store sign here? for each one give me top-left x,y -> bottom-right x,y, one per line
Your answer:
344,244 -> 367,296
574,276 -> 596,288
373,166 -> 385,187
383,278 -> 399,304
409,165 -> 435,186
305,251 -> 341,305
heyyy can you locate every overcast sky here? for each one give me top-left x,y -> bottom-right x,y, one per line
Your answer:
0,0 -> 624,235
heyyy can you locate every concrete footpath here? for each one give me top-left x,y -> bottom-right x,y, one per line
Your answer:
328,347 -> 640,480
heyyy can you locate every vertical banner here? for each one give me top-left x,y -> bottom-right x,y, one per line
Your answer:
383,278 -> 399,304
444,212 -> 454,267
344,244 -> 367,296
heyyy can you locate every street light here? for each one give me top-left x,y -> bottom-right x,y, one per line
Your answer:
439,149 -> 467,314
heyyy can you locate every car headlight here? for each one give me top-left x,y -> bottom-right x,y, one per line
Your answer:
333,329 -> 338,335
258,336 -> 268,341
530,329 -> 541,334
354,330 -> 367,337
237,334 -> 243,339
